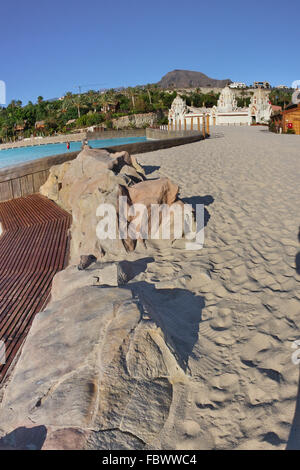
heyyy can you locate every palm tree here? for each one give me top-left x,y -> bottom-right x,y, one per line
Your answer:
145,84 -> 152,105
0,123 -> 9,142
90,91 -> 106,114
127,87 -> 137,109
99,91 -> 119,115
64,93 -> 87,118
85,90 -> 98,113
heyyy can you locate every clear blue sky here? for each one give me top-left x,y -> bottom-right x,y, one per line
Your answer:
1,0 -> 299,105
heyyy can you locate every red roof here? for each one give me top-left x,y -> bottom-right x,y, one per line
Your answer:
271,105 -> 282,112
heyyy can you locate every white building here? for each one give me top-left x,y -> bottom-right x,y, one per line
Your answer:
168,86 -> 273,129
229,82 -> 247,89
209,86 -> 249,125
253,81 -> 270,89
248,88 -> 272,124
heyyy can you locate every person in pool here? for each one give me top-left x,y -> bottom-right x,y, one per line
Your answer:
66,141 -> 70,150
81,138 -> 89,149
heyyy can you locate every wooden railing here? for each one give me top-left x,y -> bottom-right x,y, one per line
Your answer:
0,151 -> 79,202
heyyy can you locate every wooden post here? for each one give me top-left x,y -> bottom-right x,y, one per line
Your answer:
197,117 -> 200,131
202,115 -> 206,138
175,120 -> 177,131
168,122 -> 170,132
206,114 -> 210,135
179,120 -> 181,131
184,118 -> 186,131
171,121 -> 173,131
191,117 -> 193,130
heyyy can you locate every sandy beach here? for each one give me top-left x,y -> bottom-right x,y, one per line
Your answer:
128,126 -> 300,449
0,125 -> 299,450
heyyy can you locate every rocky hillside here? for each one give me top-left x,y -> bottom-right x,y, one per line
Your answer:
112,111 -> 163,129
157,70 -> 232,89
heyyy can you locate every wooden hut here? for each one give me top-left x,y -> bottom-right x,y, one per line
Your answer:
101,101 -> 119,114
14,120 -> 27,132
282,104 -> 300,134
270,103 -> 300,135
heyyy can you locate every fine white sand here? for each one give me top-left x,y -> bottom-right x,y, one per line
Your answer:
130,126 -> 300,449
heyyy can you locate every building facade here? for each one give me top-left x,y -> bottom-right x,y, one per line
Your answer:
282,104 -> 300,134
229,82 -> 247,89
168,86 -> 273,129
248,88 -> 272,124
253,81 -> 270,89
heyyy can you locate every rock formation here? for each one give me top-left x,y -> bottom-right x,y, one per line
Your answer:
0,261 -> 194,450
112,111 -> 163,129
40,146 -> 191,264
0,144 -> 202,450
0,143 -> 201,449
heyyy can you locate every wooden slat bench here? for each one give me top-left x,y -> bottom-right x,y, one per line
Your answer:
0,194 -> 71,384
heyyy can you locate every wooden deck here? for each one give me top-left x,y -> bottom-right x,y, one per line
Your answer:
0,194 -> 71,383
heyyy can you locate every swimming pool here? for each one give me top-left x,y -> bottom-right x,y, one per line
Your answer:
0,136 -> 147,168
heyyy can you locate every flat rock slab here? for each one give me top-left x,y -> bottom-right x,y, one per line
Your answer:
0,268 -> 186,449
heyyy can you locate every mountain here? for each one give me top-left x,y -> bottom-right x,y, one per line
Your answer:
157,69 -> 232,89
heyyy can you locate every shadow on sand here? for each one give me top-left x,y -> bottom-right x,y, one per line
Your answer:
182,195 -> 214,227
119,257 -> 155,281
143,165 -> 161,176
286,227 -> 300,449
287,371 -> 300,449
295,227 -> 300,275
126,280 -> 205,372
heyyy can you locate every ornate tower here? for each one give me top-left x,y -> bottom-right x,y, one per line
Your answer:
168,96 -> 187,123
249,88 -> 272,123
217,86 -> 238,112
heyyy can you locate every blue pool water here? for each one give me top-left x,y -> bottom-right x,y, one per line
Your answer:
0,136 -> 147,168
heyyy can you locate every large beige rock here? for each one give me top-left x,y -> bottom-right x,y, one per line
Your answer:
40,147 -> 146,262
0,265 -> 191,450
128,177 -> 179,206
40,147 -> 189,264
40,161 -> 71,202
40,147 -> 145,210
51,261 -> 141,301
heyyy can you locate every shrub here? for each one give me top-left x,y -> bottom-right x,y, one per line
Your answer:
157,116 -> 168,125
76,113 -> 105,127
269,121 -> 277,133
